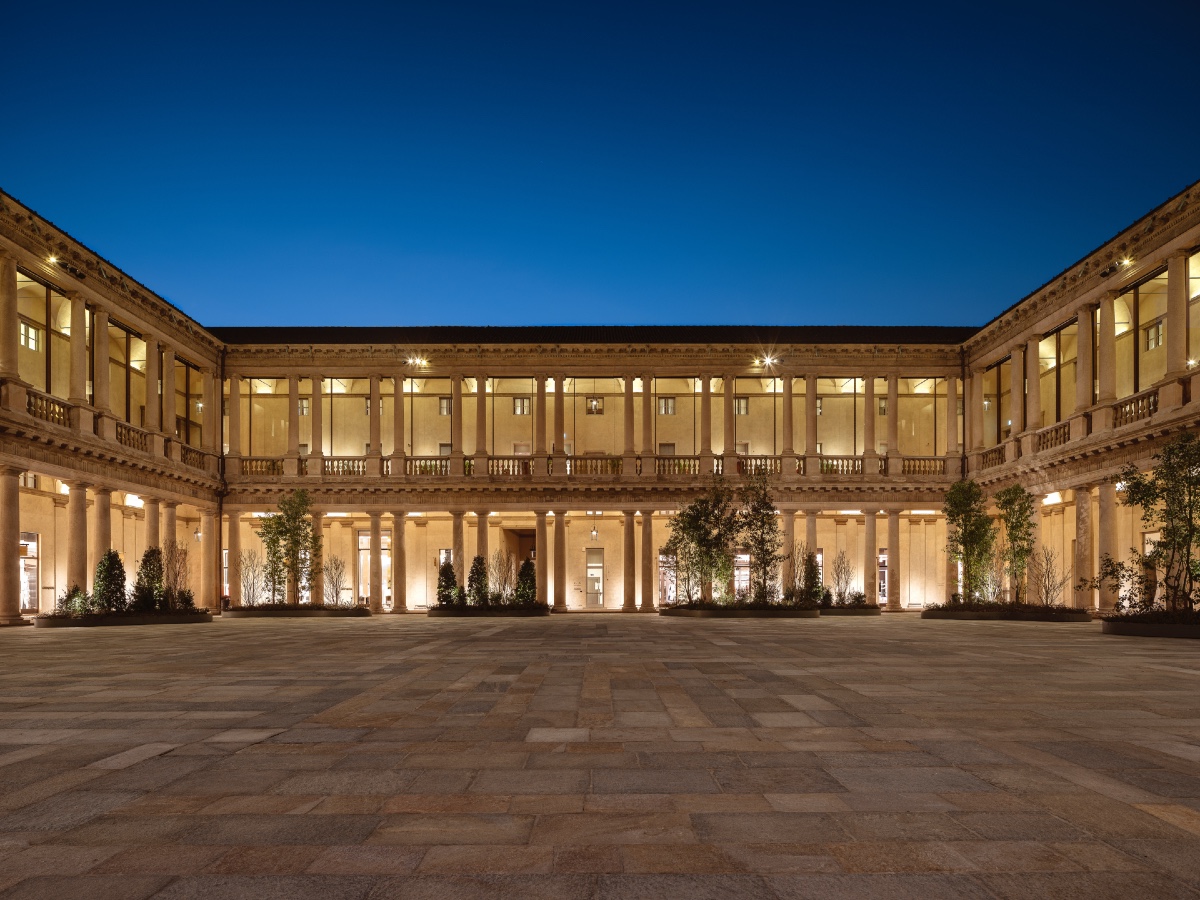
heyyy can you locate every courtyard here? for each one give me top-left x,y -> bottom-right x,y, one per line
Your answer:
1,615 -> 1200,898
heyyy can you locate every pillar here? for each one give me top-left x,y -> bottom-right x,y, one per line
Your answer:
535,374 -> 547,457
68,294 -> 88,405
0,252 -> 19,381
553,510 -> 567,610
369,374 -> 382,456
0,468 -> 22,623
1009,343 -> 1026,435
92,307 -> 111,415
1095,292 -> 1117,431
451,510 -> 465,587
93,488 -> 112,561
1073,486 -> 1093,609
449,375 -> 464,475
781,374 -> 795,467
200,509 -> 216,610
1076,305 -> 1095,414
886,375 -> 899,460
781,508 -> 796,589
161,347 -> 176,438
67,483 -> 88,591
1163,250 -> 1190,409
392,511 -> 407,612
623,509 -> 636,611
309,374 -> 323,459
475,510 -> 490,564
722,374 -> 735,464
310,509 -> 324,605
623,375 -> 636,471
863,375 -> 876,460
641,373 -> 654,472
475,373 -> 488,460
886,510 -> 901,611
699,374 -> 712,463
227,512 -> 242,607
535,510 -> 548,605
369,512 -> 383,612
805,375 -> 818,470
163,502 -> 177,550
393,374 -> 406,474
145,499 -> 161,548
1097,483 -> 1118,611
863,510 -> 878,604
640,511 -> 655,610
1025,338 -> 1041,432
553,374 -> 566,460
805,510 -> 818,555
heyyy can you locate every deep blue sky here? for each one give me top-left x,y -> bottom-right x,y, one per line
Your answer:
3,1 -> 1198,329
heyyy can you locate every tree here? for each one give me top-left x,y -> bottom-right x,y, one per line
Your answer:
514,558 -> 537,606
131,547 -> 164,612
436,558 -> 458,606
830,550 -> 855,604
1103,433 -> 1200,613
322,555 -> 348,607
738,472 -> 783,602
92,549 -> 128,613
257,490 -> 322,604
1028,546 -> 1072,607
240,548 -> 266,607
995,483 -> 1036,604
662,477 -> 740,602
162,540 -> 194,610
467,555 -> 489,606
943,480 -> 997,602
488,550 -> 518,600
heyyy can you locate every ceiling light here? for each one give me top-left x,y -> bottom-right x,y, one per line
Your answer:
47,256 -> 57,264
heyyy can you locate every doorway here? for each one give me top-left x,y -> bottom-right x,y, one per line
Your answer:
586,548 -> 604,607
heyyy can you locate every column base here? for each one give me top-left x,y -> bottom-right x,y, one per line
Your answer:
1158,379 -> 1185,411
307,454 -> 323,477
0,380 -> 28,415
0,616 -> 32,627
1091,406 -> 1114,432
622,454 -> 637,478
69,406 -> 94,434
804,455 -> 819,477
1069,415 -> 1090,441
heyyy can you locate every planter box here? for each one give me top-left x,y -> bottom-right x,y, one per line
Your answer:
1102,620 -> 1200,639
921,609 -> 1002,620
922,608 -> 1092,622
35,612 -> 213,628
820,606 -> 882,616
1005,610 -> 1093,623
427,606 -> 551,617
660,607 -> 819,618
223,607 -> 372,618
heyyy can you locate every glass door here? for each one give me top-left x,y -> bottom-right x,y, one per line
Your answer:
19,532 -> 38,613
586,548 -> 604,607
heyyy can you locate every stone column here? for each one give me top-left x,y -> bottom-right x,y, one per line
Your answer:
67,483 -> 88,591
143,337 -> 160,432
0,468 -> 22,623
622,510 -> 636,610
309,374 -> 323,462
227,512 -> 242,607
623,375 -> 636,473
553,374 -> 566,462
393,374 -> 406,473
553,510 -> 567,610
886,375 -> 899,463
369,512 -> 383,612
781,508 -> 796,589
805,510 -> 818,556
369,374 -> 382,457
1163,250 -> 1190,409
200,509 -> 216,610
163,502 -> 177,550
451,510 -> 465,587
284,374 -> 299,474
863,375 -> 876,462
805,375 -> 818,473
1073,486 -> 1093,609
0,252 -> 20,381
68,294 -> 88,403
863,510 -> 878,605
474,373 -> 488,463
310,509 -> 324,605
535,374 -> 548,457
699,375 -> 713,466
1072,304 -> 1095,441
93,488 -> 112,561
1094,292 -> 1117,430
92,307 -> 111,418
145,499 -> 161,548
226,375 -> 241,470
449,375 -> 464,476
392,511 -> 407,612
1025,338 -> 1041,433
641,373 -> 654,474
161,347 -> 176,439
535,510 -> 548,605
969,369 -> 984,451
945,375 -> 960,475
640,511 -> 655,610
1097,483 -> 1118,610
1009,343 -> 1026,435
201,368 -> 217,453
886,510 -> 901,611
722,374 -> 735,465
781,374 -> 795,470
475,510 -> 490,565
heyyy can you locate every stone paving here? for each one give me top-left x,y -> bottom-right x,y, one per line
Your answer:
2,615 -> 1200,898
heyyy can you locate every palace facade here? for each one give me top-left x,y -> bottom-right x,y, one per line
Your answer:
0,179 -> 1198,621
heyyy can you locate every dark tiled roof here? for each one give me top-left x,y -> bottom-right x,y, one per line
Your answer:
209,325 -> 978,346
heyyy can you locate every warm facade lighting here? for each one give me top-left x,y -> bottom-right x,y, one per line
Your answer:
1043,492 -> 1062,506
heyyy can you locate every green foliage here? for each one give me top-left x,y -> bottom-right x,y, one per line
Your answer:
514,558 -> 537,606
994,483 -> 1036,604
436,559 -> 458,606
92,549 -> 128,613
1097,433 -> 1200,614
467,555 -> 489,606
56,584 -> 92,616
131,547 -> 164,612
662,476 -> 740,602
739,472 -> 783,603
258,489 -> 322,604
943,480 -> 997,602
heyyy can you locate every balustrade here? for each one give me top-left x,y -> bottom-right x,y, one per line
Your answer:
324,457 -> 367,476
901,456 -> 946,476
1112,388 -> 1158,428
407,457 -> 450,476
735,455 -> 782,475
1035,422 -> 1070,452
566,456 -> 622,476
115,421 -> 149,453
980,446 -> 1006,469
818,455 -> 862,476
242,458 -> 284,476
488,456 -> 537,476
26,391 -> 70,428
656,456 -> 700,476
180,445 -> 205,469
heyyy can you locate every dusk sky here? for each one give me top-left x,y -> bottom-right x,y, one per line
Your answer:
4,1 -> 1198,329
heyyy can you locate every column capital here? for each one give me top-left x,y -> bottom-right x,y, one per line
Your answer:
1168,247 -> 1192,260
367,509 -> 383,520
93,485 -> 113,497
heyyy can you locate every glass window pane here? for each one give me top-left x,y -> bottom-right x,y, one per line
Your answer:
16,274 -> 47,391
896,377 -> 936,456
1138,273 -> 1168,390
1114,294 -> 1135,399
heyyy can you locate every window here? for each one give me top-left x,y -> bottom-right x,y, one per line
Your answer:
657,397 -> 675,415
816,442 -> 823,454
513,397 -> 530,416
658,442 -> 676,456
18,322 -> 39,351
438,442 -> 452,456
585,396 -> 604,415
298,397 -> 310,416
1145,320 -> 1164,351
815,398 -> 823,416
513,442 -> 531,455
18,473 -> 36,489
438,396 -> 452,416
734,397 -> 749,416
735,441 -> 749,455
439,548 -> 453,566
878,397 -> 888,416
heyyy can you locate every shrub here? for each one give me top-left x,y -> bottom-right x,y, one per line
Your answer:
436,558 -> 458,606
467,555 -> 489,606
56,584 -> 92,616
92,549 -> 128,613
131,547 -> 164,612
514,558 -> 537,606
